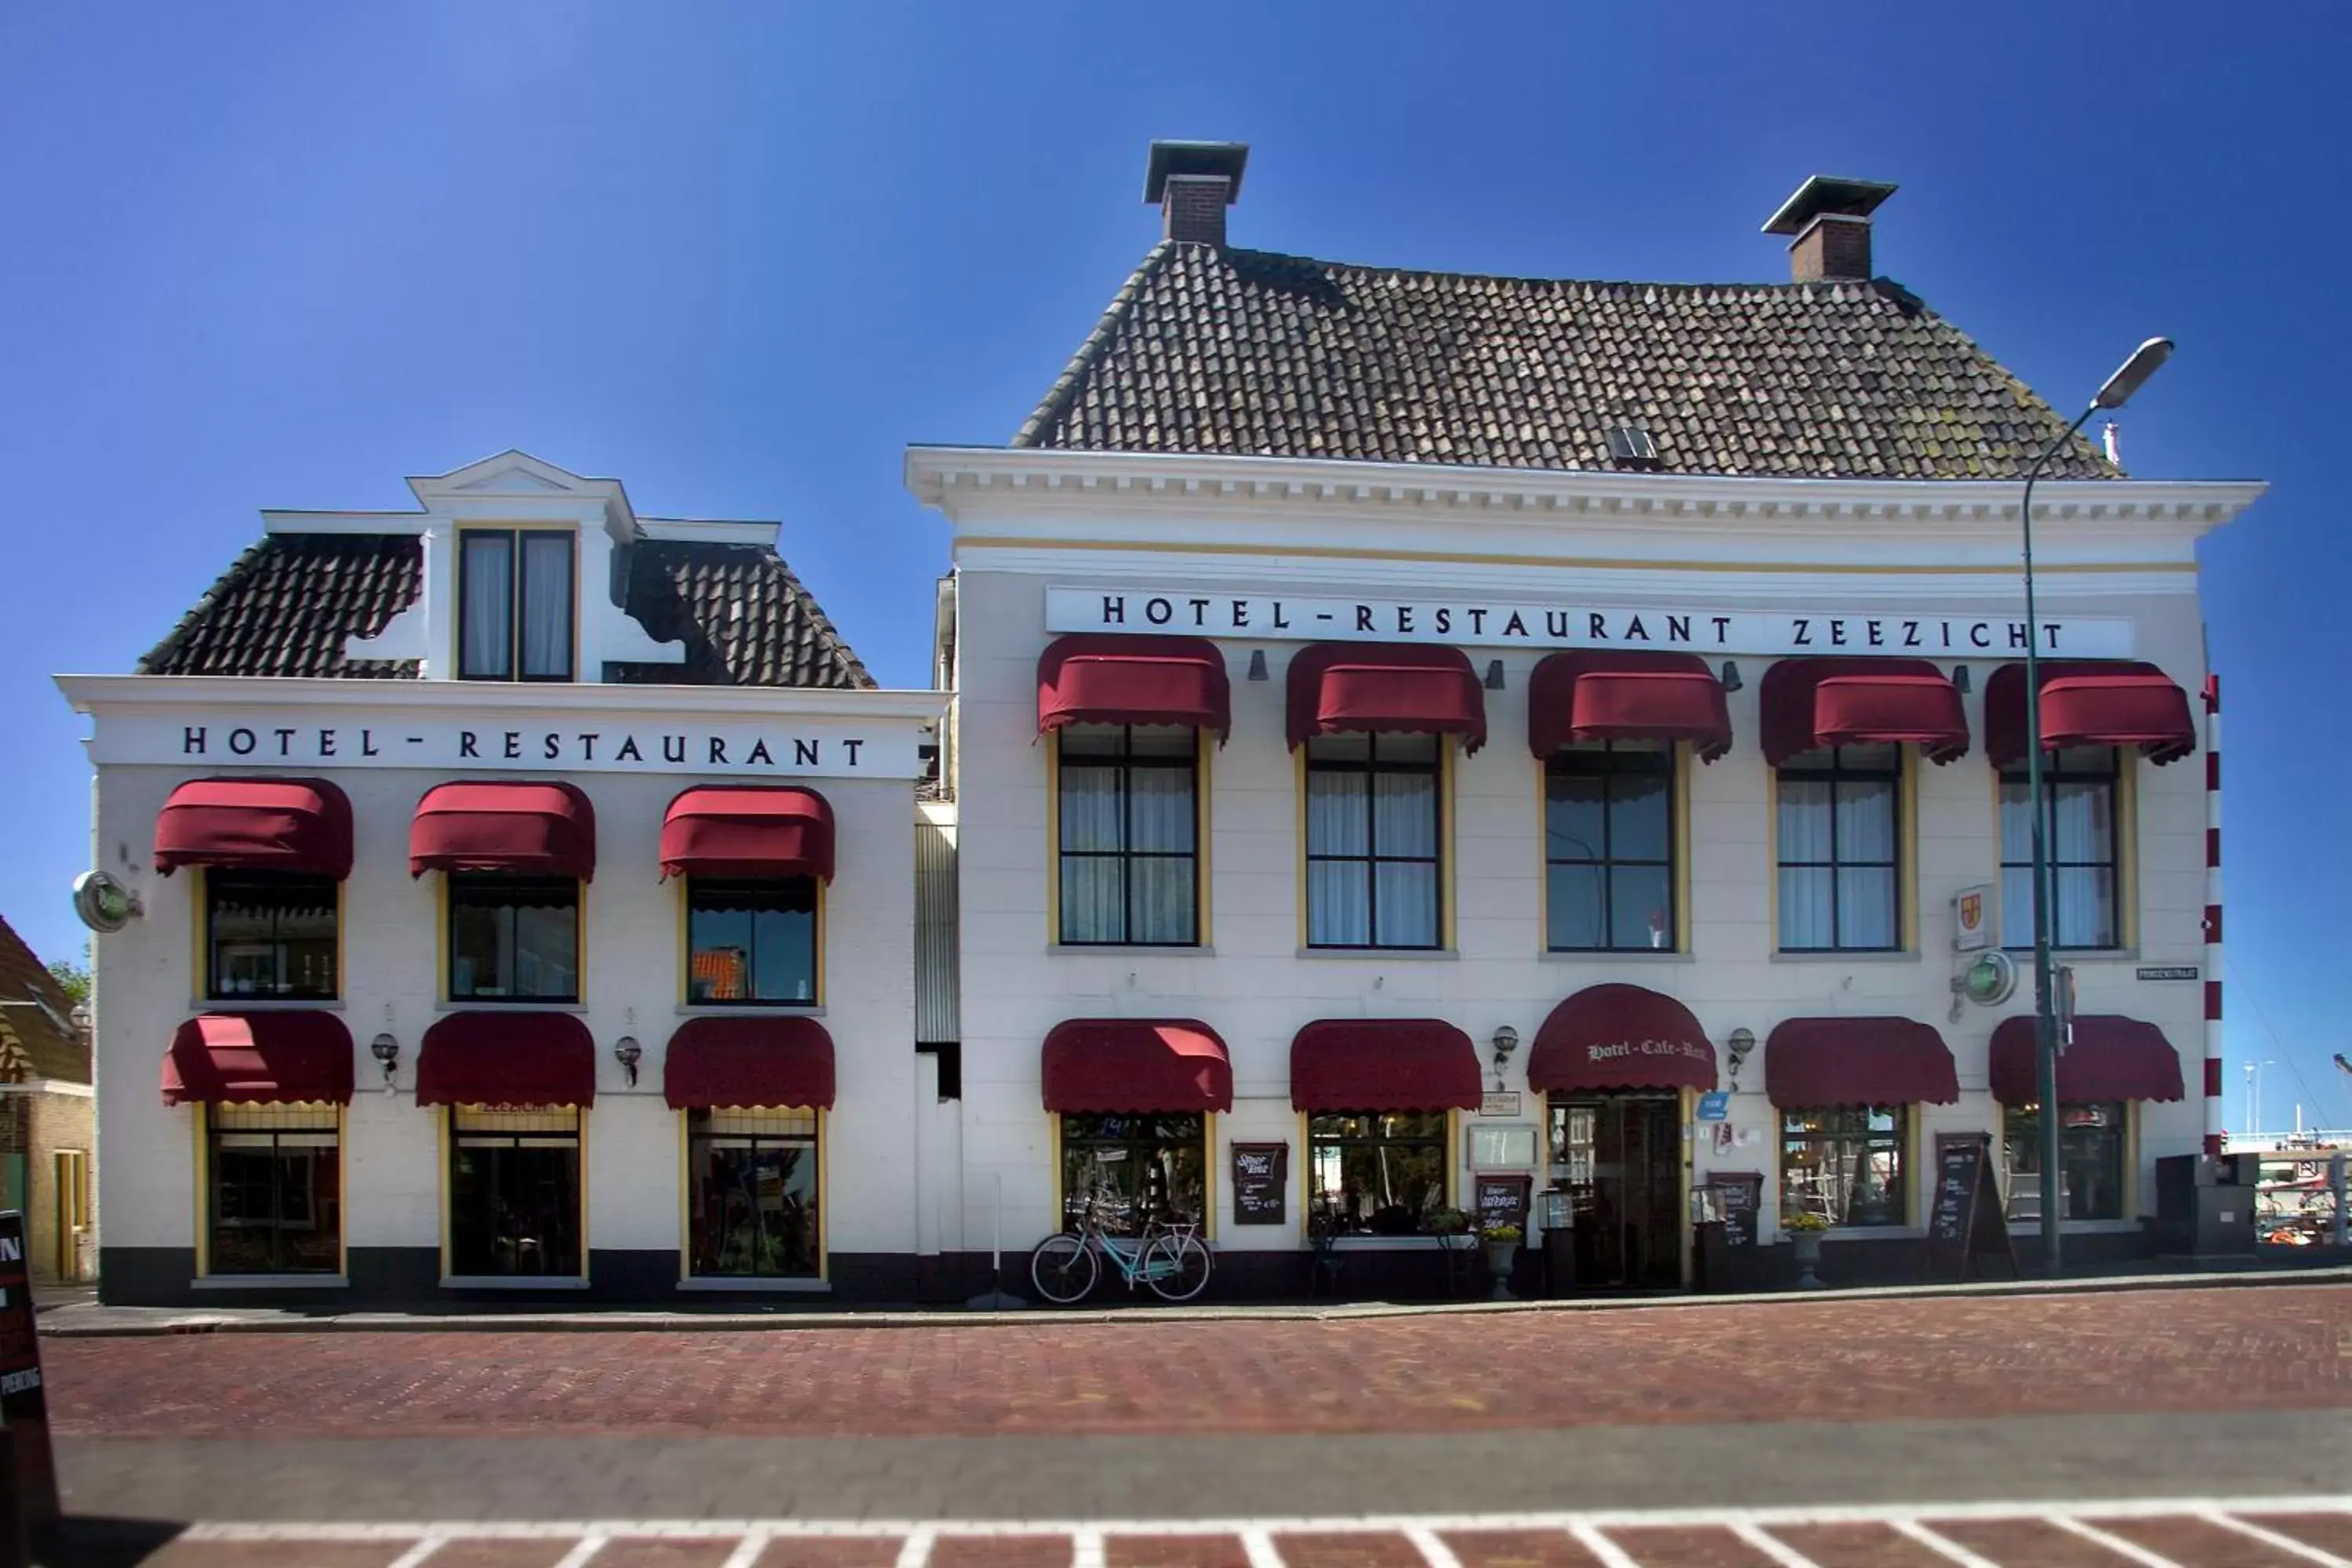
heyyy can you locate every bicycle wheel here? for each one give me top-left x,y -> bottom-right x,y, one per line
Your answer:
1029,1232 -> 1099,1305
1142,1230 -> 1211,1302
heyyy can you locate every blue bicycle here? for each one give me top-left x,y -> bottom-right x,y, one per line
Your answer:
1029,1187 -> 1213,1305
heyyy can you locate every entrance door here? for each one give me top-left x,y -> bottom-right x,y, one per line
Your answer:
1549,1094 -> 1682,1289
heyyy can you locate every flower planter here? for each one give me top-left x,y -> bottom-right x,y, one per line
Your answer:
1791,1229 -> 1825,1290
1483,1240 -> 1518,1299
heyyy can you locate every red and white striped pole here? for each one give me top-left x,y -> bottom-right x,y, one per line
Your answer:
2203,673 -> 2226,1157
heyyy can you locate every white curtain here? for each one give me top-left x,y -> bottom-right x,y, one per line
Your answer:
1059,765 -> 1123,942
1777,779 -> 1835,947
521,534 -> 572,678
2001,776 -> 2116,946
1307,771 -> 1370,945
1834,779 -> 1896,947
1373,770 -> 1437,946
1127,767 -> 1195,943
460,535 -> 512,677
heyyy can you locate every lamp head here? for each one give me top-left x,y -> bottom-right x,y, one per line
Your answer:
615,1036 -> 642,1088
1490,1025 -> 1519,1069
2092,337 -> 2172,410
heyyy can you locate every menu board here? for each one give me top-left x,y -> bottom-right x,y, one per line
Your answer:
1230,1143 -> 1288,1226
0,1210 -> 59,1529
1474,1173 -> 1532,1235
1711,1171 -> 1763,1248
1926,1134 -> 2014,1281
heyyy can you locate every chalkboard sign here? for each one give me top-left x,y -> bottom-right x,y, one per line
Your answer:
1474,1173 -> 1531,1235
1711,1171 -> 1763,1248
0,1210 -> 60,1531
1230,1143 -> 1288,1226
1925,1134 -> 2016,1281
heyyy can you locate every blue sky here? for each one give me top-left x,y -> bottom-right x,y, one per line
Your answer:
3,3 -> 2347,1127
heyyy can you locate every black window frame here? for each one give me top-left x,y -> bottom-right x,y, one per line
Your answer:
447,1105 -> 583,1279
457,527 -> 576,683
446,873 -> 581,1004
1999,746 -> 2124,952
1306,1110 -> 1450,1235
1305,731 -> 1444,952
1779,1104 -> 1909,1228
202,868 -> 339,1001
2002,1100 -> 2128,1222
686,1107 -> 822,1279
1775,743 -> 1904,953
1054,724 -> 1202,947
1544,739 -> 1677,953
204,1105 -> 341,1276
1058,1112 -> 1208,1235
685,875 -> 821,1007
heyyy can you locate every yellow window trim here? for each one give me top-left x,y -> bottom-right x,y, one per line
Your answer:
191,866 -> 349,1007
1296,732 -> 1456,953
1988,747 -> 2140,951
190,1100 -> 350,1280
1534,739 -> 1693,954
1044,724 -> 1214,949
441,873 -> 587,1007
1296,1106 -> 1459,1246
677,873 -> 827,1008
439,1102 -> 590,1283
1047,1109 -> 1219,1243
1765,744 -> 1918,956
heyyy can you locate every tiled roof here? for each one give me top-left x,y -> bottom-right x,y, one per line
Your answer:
0,913 -> 88,1083
137,535 -> 873,688
1014,241 -> 2118,481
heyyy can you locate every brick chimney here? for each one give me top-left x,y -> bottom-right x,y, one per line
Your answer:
1145,140 -> 1248,246
1762,176 -> 1900,282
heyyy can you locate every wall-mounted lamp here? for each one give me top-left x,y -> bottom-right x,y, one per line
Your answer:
1247,649 -> 1269,682
369,1033 -> 400,1092
614,1036 -> 642,1089
1490,1024 -> 1519,1086
1951,666 -> 1973,694
1719,661 -> 1744,692
1484,659 -> 1506,691
1725,1026 -> 1756,1084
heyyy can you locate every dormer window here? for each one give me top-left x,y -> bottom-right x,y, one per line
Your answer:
459,529 -> 575,681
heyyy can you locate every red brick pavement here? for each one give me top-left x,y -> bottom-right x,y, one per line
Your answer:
42,1285 -> 2352,1441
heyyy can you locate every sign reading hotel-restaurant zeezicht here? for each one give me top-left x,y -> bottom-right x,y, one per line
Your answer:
1046,588 -> 2136,659
83,714 -> 923,778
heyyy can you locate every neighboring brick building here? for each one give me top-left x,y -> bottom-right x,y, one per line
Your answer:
0,913 -> 94,1284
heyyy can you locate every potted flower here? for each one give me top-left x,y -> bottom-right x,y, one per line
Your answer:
1480,1222 -> 1523,1298
1424,1207 -> 1472,1247
1784,1210 -> 1829,1289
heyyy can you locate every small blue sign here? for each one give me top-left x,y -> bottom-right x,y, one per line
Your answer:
1697,1091 -> 1731,1122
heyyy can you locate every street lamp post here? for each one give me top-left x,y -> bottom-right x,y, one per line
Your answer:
2020,336 -> 2172,1276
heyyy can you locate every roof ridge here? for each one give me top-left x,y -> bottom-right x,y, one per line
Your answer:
768,551 -> 876,690
1011,239 -> 1180,448
1882,292 -> 2122,479
1213,244 -> 1906,295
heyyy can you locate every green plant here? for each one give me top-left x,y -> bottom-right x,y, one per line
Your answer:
1784,1210 -> 1831,1233
1479,1223 -> 1523,1244
1423,1206 -> 1469,1236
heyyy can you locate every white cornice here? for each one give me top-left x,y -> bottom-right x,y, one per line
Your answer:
904,445 -> 2267,554
637,517 -> 781,546
56,675 -> 948,726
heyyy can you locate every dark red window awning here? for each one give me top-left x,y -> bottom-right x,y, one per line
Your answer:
1038,634 -> 1231,740
1527,652 -> 1731,762
664,1015 -> 837,1110
1761,658 -> 1969,765
410,782 -> 596,880
1528,984 -> 1717,1094
661,786 -> 835,882
161,1011 -> 355,1106
1984,662 -> 2197,769
1290,1018 -> 1483,1112
1287,643 -> 1487,755
154,778 -> 354,880
1766,1017 -> 1959,1107
1988,1015 -> 2186,1105
1041,1018 -> 1234,1113
416,1011 -> 597,1108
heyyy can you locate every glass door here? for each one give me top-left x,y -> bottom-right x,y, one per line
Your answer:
1548,1094 -> 1682,1289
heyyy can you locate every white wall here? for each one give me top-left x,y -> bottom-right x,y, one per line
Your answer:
953,560 -> 2213,1248
92,760 -> 918,1269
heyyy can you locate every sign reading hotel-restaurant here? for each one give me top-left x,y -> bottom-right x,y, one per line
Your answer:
1047,588 -> 2135,659
85,715 -> 920,778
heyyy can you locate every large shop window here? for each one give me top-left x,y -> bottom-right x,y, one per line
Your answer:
1776,743 -> 1901,952
1308,1112 -> 1449,1235
448,874 -> 579,1002
205,1102 -> 341,1275
1057,724 -> 1200,946
459,528 -> 575,681
2000,746 -> 2122,950
448,1106 -> 583,1277
1780,1106 -> 1907,1227
687,1108 -> 820,1279
1546,740 -> 1675,952
2002,1102 -> 2127,1222
1060,1112 -> 1207,1235
205,870 -> 338,1000
1306,732 -> 1443,949
688,879 -> 818,1004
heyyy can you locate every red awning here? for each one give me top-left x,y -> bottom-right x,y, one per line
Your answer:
661,786 -> 835,882
415,1011 -> 597,1108
1040,1018 -> 1234,1113
1988,1015 -> 2187,1105
1290,1018 -> 1483,1112
663,1015 -> 837,1110
1761,658 -> 1969,765
1984,662 -> 2197,768
1526,652 -> 1732,762
1286,643 -> 1487,754
1037,634 -> 1231,740
410,782 -> 596,880
1765,1017 -> 1959,1107
1528,984 -> 1717,1093
154,778 -> 354,880
161,1012 -> 354,1106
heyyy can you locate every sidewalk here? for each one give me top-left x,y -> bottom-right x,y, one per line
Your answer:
35,1258 -> 2352,1338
